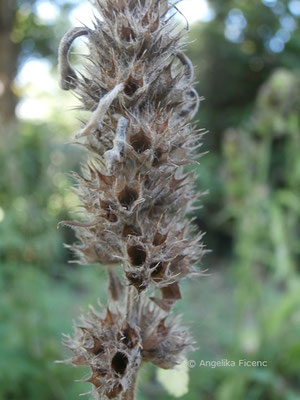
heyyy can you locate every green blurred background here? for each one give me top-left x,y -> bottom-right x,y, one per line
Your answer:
0,1 -> 299,399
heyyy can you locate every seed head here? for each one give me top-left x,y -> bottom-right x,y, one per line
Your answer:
58,0 -> 205,398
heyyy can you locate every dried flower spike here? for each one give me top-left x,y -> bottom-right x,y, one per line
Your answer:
58,1 -> 206,399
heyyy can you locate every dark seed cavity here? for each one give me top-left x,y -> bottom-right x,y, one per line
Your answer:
130,130 -> 151,153
125,271 -> 147,292
117,185 -> 138,210
124,75 -> 140,96
127,244 -> 147,266
122,225 -> 141,237
117,325 -> 139,349
111,352 -> 129,375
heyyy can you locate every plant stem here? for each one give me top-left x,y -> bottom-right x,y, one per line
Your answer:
121,372 -> 138,400
122,287 -> 140,399
126,285 -> 141,325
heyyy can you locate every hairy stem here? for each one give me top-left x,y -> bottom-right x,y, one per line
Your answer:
122,287 -> 140,400
126,285 -> 141,326
121,372 -> 138,400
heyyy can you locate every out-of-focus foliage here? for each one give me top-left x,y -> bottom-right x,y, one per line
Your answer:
214,69 -> 300,400
0,0 -> 300,400
0,122 -> 108,400
1,262 -> 82,400
189,0 -> 300,139
0,0 -> 77,121
188,0 -> 300,256
0,123 -> 75,271
13,0 -> 76,66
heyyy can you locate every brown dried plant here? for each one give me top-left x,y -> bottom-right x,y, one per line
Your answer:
57,1 -> 205,399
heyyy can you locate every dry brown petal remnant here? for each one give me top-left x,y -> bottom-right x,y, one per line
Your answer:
57,1 -> 206,399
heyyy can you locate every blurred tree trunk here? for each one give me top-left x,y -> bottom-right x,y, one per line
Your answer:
0,0 -> 18,125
